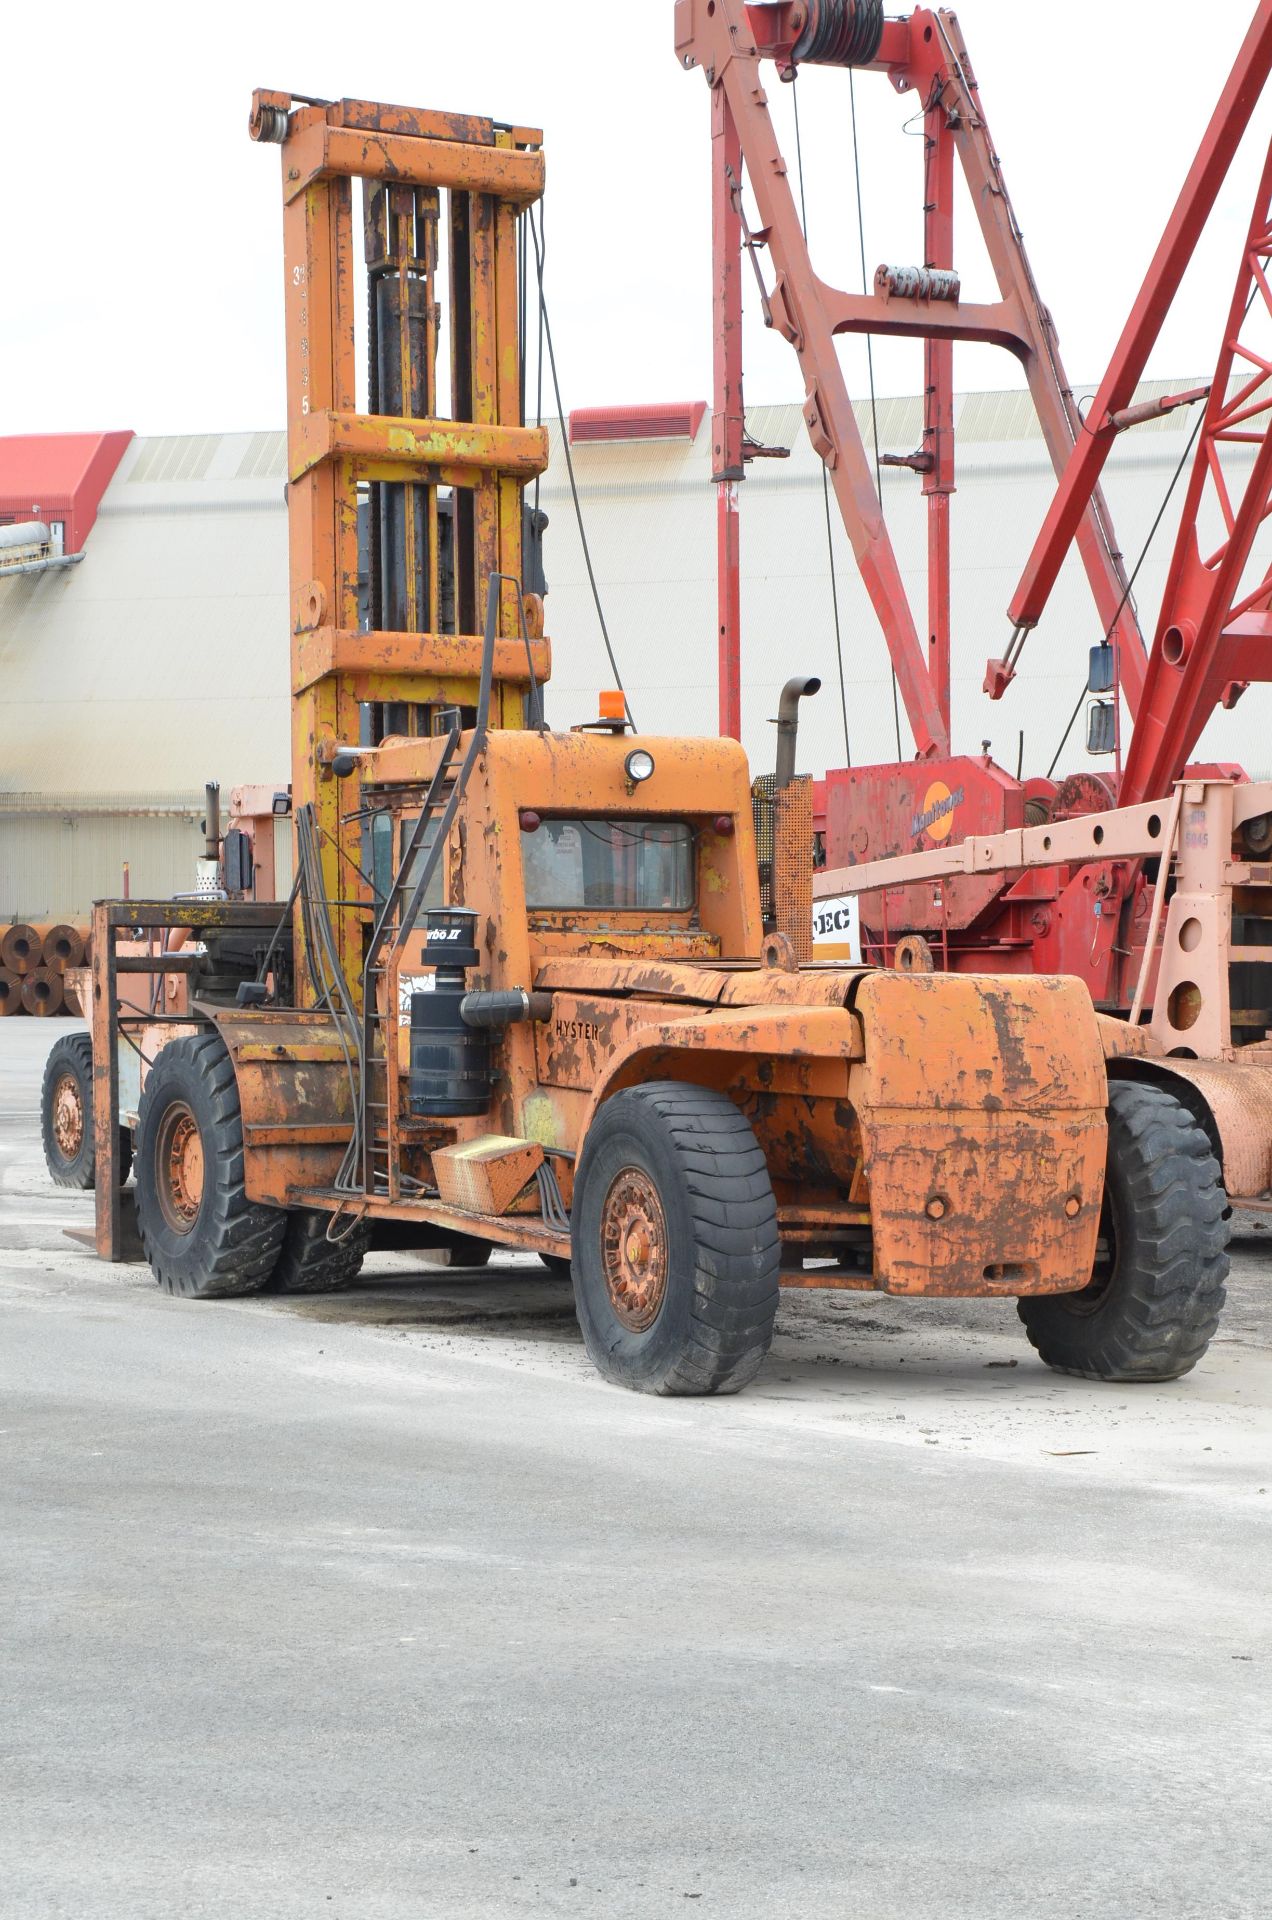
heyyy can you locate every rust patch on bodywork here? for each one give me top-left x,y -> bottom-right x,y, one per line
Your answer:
851,973 -> 1105,1294
213,1009 -> 354,1204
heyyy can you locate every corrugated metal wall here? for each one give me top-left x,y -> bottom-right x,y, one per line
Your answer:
537,382 -> 1272,781
0,430 -> 291,797
0,793 -> 204,919
5,395 -> 1272,923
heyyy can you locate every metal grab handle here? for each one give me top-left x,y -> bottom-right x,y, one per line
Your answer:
387,571 -> 503,959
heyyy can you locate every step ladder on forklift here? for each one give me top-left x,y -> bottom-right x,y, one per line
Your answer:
353,575 -> 541,1201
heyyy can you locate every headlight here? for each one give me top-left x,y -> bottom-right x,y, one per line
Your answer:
624,749 -> 655,784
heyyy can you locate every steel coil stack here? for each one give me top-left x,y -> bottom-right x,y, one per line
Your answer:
0,922 -> 90,1016
22,968 -> 64,1017
2,923 -> 41,976
43,925 -> 85,971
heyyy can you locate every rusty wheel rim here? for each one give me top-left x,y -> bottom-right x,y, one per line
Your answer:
52,1071 -> 85,1161
600,1167 -> 669,1332
156,1101 -> 205,1234
1072,1191 -> 1118,1312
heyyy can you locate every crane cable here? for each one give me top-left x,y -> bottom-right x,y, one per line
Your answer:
1042,268 -> 1255,782
791,74 -> 852,768
792,66 -> 903,765
527,202 -> 635,728
1046,401 -> 1207,779
847,66 -> 904,763
933,10 -> 1136,627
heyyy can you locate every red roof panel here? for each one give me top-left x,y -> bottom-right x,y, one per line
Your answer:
568,403 -> 706,445
0,431 -> 133,553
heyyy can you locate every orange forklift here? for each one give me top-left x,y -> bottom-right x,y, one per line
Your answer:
74,90 -> 1227,1395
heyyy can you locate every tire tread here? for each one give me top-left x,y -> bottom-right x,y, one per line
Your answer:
41,1033 -> 97,1189
269,1209 -> 368,1293
574,1080 -> 780,1397
136,1033 -> 285,1299
1018,1081 -> 1229,1382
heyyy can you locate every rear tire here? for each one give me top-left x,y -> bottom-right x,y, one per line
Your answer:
1018,1081 -> 1229,1381
269,1209 -> 368,1293
40,1032 -> 133,1190
440,1231 -> 492,1269
541,1253 -> 572,1280
135,1033 -> 285,1299
572,1081 -> 780,1395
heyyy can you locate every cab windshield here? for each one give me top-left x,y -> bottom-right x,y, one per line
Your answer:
521,818 -> 694,911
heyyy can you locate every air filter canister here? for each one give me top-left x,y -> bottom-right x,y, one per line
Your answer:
409,909 -> 492,1118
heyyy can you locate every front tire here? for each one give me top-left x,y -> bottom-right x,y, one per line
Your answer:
572,1081 -> 780,1395
135,1033 -> 285,1299
40,1032 -> 133,1190
1018,1081 -> 1229,1381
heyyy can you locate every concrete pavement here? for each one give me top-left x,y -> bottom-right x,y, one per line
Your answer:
2,1019 -> 1270,1918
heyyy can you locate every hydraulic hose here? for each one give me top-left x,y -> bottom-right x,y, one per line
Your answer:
460,989 -> 554,1030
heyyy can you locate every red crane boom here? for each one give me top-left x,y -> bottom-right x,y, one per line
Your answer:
678,0 -> 1143,758
684,0 -> 1272,1016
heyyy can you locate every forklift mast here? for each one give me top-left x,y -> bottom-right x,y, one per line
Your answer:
248,90 -> 550,998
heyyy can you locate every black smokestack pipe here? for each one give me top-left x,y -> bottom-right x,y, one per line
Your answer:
774,677 -> 821,790
204,781 -> 221,862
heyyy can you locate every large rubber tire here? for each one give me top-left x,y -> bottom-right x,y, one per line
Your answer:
540,1253 -> 573,1281
268,1209 -> 369,1293
40,1032 -> 133,1190
572,1081 -> 780,1396
1018,1081 -> 1229,1382
135,1033 -> 286,1299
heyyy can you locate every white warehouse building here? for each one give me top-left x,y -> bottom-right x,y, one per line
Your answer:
1,383 -> 1267,919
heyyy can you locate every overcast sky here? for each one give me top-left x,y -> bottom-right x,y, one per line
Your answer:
4,1 -> 1269,437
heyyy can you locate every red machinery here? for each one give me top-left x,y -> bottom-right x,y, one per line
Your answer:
678,0 -> 1272,1010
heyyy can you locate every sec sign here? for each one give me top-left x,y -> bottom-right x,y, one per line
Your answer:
812,894 -> 862,962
